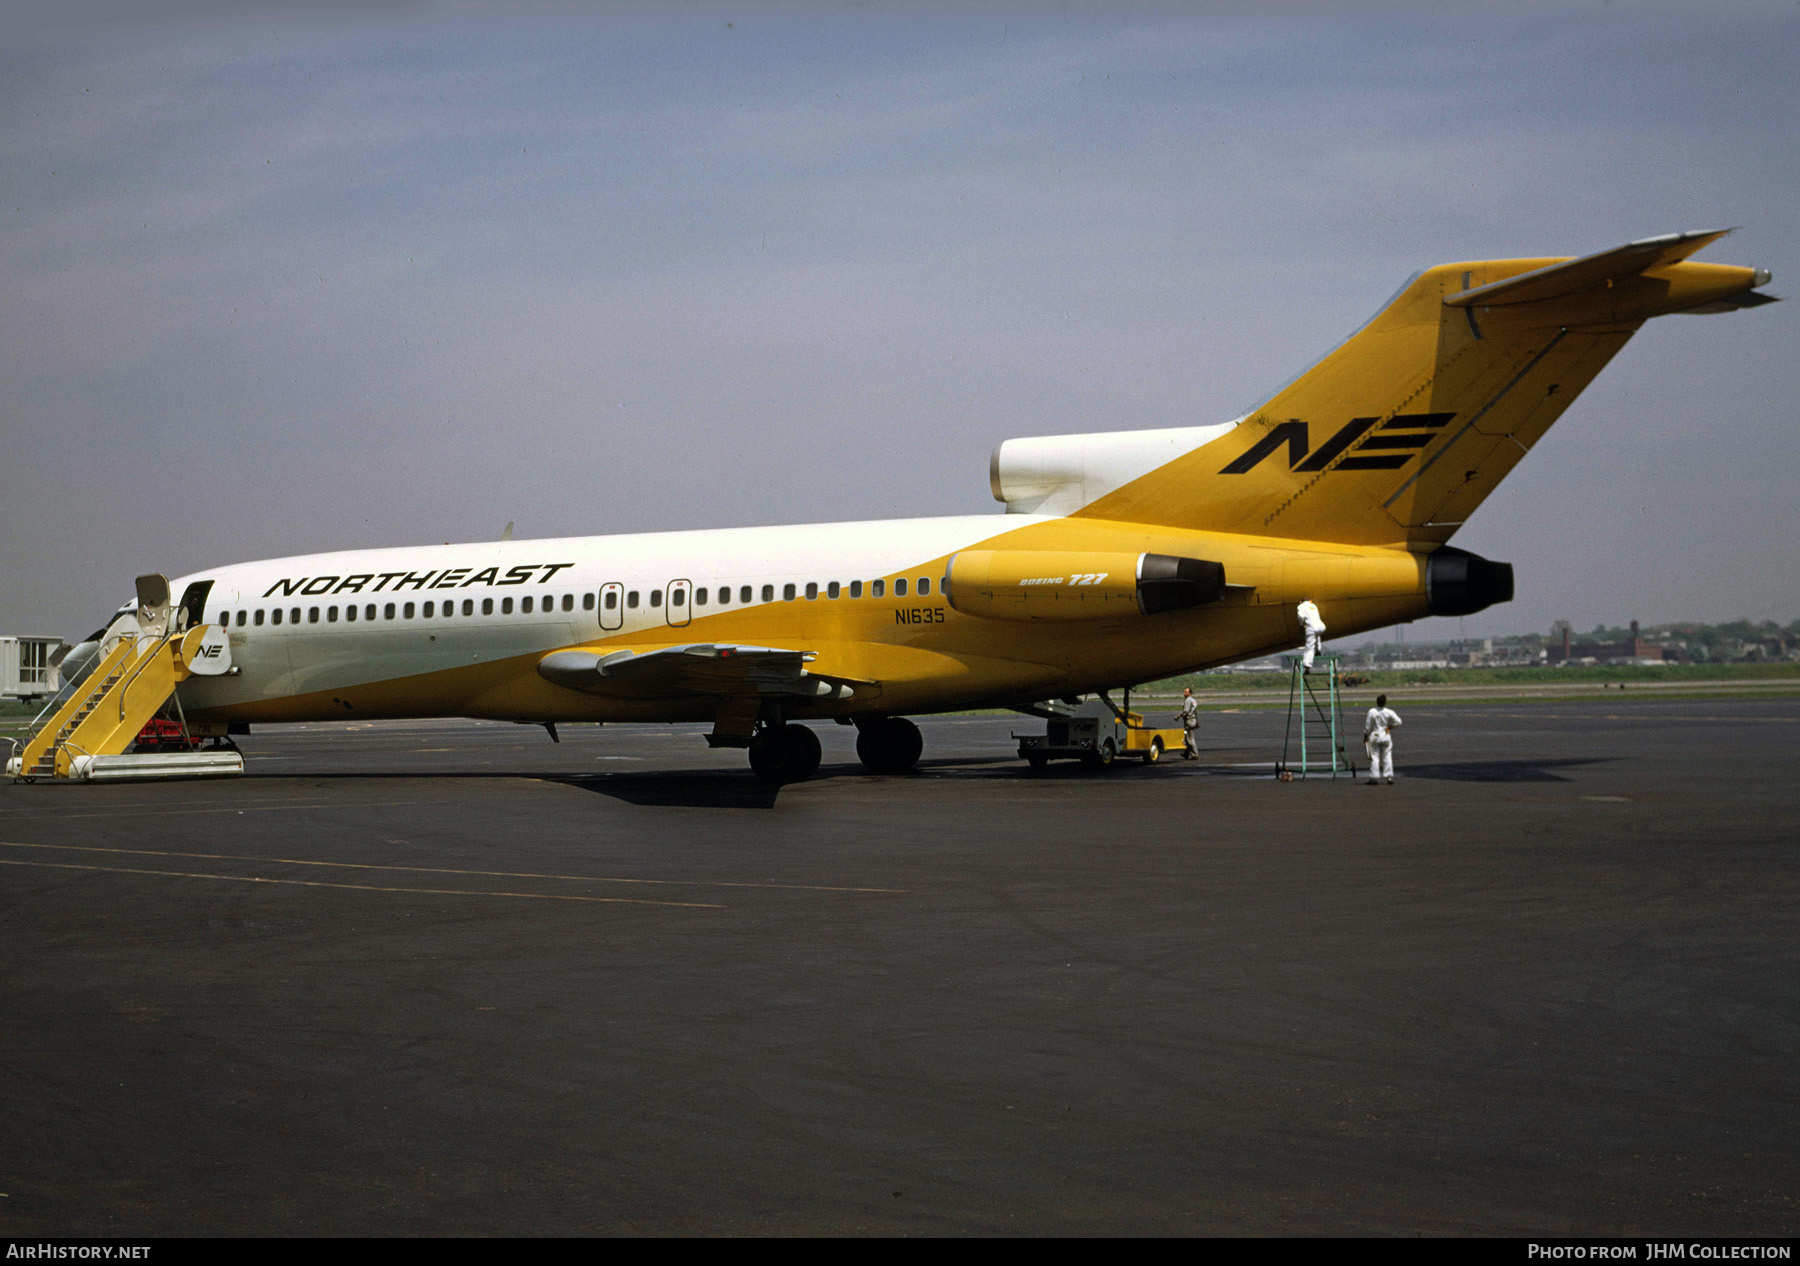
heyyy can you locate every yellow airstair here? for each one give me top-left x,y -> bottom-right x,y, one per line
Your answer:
6,574 -> 242,783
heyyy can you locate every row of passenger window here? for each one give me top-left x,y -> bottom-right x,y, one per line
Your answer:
736,576 -> 938,603
619,575 -> 938,610
219,593 -> 589,627
218,575 -> 946,628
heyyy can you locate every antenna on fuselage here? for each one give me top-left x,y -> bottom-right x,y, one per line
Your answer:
500,521 -> 514,542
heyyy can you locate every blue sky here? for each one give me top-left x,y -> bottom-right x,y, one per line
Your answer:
3,3 -> 1795,642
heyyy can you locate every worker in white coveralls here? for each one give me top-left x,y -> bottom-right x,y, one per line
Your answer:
1178,687 -> 1200,760
1297,599 -> 1326,672
1364,693 -> 1403,785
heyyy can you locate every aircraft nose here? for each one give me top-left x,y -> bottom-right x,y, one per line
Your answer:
1753,267 -> 1772,287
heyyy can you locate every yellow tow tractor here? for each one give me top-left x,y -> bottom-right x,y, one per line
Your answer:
1014,691 -> 1187,771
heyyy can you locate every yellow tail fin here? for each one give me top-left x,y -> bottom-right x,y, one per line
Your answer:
1075,231 -> 1774,546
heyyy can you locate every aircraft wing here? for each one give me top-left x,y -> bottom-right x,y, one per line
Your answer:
537,643 -> 864,700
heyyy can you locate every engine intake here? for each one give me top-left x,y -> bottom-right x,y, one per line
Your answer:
1137,554 -> 1228,614
947,550 -> 1225,622
1426,546 -> 1514,616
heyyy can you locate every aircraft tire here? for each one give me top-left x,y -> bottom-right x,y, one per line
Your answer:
748,729 -> 786,783
888,717 -> 923,771
854,727 -> 883,771
856,716 -> 922,774
782,724 -> 822,782
750,724 -> 823,784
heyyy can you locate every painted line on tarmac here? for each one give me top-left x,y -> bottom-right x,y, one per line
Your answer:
0,794 -> 336,817
0,800 -> 420,821
0,856 -> 723,907
0,841 -> 905,894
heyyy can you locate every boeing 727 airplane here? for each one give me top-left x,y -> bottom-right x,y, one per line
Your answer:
16,230 -> 1777,783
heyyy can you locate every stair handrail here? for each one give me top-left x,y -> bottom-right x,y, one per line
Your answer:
24,626 -> 145,737
43,738 -> 97,778
116,628 -> 179,722
19,677 -> 80,745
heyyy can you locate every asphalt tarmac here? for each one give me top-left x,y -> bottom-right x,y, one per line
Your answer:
1,699 -> 1796,1235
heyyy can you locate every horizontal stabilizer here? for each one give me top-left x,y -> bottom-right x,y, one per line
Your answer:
1679,288 -> 1780,315
1443,229 -> 1732,307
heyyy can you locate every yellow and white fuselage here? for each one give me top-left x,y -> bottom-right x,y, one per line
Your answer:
169,513 -> 1431,727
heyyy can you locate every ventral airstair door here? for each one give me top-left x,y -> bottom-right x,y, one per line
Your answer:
666,579 -> 691,628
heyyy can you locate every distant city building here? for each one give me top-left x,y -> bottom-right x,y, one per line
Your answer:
1439,638 -> 1536,667
1211,655 -> 1286,673
1545,620 -> 1677,666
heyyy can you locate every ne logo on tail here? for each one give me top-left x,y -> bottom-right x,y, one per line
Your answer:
1220,413 -> 1456,475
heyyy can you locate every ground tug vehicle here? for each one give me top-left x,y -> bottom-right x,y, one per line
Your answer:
1014,694 -> 1187,770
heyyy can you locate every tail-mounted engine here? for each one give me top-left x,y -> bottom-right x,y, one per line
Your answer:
946,550 -> 1225,622
1425,546 -> 1514,616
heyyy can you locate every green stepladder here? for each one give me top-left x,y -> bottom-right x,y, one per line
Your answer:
1279,654 -> 1355,781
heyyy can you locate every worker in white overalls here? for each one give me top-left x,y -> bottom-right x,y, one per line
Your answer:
1297,599 -> 1326,672
1178,687 -> 1200,760
1364,693 -> 1403,785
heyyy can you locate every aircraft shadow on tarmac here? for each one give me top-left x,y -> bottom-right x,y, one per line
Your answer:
248,767 -> 787,808
232,754 -> 1607,806
1398,757 -> 1611,783
249,756 -> 1040,806
556,757 -> 1031,805
547,771 -> 784,808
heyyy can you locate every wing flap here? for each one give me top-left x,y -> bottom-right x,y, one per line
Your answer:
538,644 -> 864,700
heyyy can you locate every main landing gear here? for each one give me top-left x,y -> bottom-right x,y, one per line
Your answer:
743,715 -> 924,784
748,723 -> 822,785
855,716 -> 923,775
